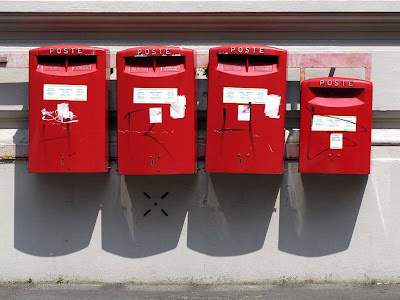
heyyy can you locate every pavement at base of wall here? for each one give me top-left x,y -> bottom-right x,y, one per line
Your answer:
0,283 -> 399,300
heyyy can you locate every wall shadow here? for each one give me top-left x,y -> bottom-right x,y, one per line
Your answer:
101,167 -> 195,258
0,82 -> 28,108
187,170 -> 281,256
278,161 -> 368,257
14,160 -> 105,256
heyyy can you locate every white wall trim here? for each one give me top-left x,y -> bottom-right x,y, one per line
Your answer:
1,1 -> 400,13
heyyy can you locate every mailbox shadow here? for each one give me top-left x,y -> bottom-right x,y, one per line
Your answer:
101,167 -> 195,258
187,170 -> 281,256
14,160 -> 105,256
278,161 -> 367,257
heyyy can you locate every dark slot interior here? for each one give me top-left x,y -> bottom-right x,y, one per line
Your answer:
217,54 -> 279,64
37,56 -> 66,64
125,56 -> 153,66
157,56 -> 185,66
310,87 -> 364,98
217,54 -> 247,64
68,55 -> 97,64
249,55 -> 279,64
125,56 -> 185,67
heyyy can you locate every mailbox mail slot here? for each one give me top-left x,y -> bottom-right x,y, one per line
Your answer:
117,46 -> 197,175
205,45 -> 287,173
299,77 -> 373,174
29,45 -> 110,173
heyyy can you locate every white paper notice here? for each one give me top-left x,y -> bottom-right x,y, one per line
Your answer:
170,95 -> 186,119
238,105 -> 250,121
43,84 -> 87,101
264,94 -> 281,119
223,87 -> 268,104
330,133 -> 343,149
134,88 -> 178,104
149,107 -> 162,123
312,115 -> 357,132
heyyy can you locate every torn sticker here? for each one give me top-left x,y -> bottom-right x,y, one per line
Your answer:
41,103 -> 78,124
330,133 -> 343,149
264,94 -> 281,119
149,107 -> 162,123
238,104 -> 250,121
170,95 -> 186,119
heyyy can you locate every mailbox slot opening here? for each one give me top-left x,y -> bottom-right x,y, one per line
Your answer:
125,56 -> 185,73
218,54 -> 279,72
309,87 -> 366,107
37,55 -> 97,72
310,87 -> 364,98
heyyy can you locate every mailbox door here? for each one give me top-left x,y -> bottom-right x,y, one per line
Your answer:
299,77 -> 373,174
29,45 -> 109,173
117,46 -> 197,175
206,45 -> 287,174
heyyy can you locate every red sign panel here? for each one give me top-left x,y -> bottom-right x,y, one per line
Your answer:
299,77 -> 373,174
29,45 -> 110,173
205,45 -> 287,174
117,46 -> 197,175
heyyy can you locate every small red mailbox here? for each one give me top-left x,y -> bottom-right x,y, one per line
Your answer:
206,45 -> 287,174
29,45 -> 109,173
299,77 -> 373,174
117,46 -> 196,175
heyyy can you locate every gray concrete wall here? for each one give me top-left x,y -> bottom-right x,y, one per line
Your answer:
0,4 -> 400,283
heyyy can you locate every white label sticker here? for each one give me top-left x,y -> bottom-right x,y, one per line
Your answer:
149,107 -> 162,123
134,88 -> 178,104
330,133 -> 343,149
312,115 -> 357,132
223,87 -> 268,104
43,84 -> 87,101
238,104 -> 250,121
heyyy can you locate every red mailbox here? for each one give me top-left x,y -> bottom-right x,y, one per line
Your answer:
205,45 -> 287,174
299,77 -> 373,174
117,46 -> 196,175
29,45 -> 109,173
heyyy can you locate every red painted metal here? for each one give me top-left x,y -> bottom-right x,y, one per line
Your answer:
29,45 -> 109,173
117,46 -> 197,175
205,45 -> 287,173
299,77 -> 373,174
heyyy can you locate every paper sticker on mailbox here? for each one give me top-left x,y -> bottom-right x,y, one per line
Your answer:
312,115 -> 357,132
